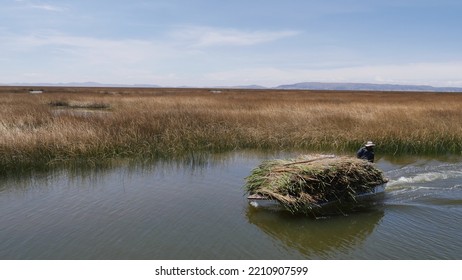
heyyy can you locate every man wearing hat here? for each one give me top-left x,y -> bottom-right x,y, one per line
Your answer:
357,141 -> 375,162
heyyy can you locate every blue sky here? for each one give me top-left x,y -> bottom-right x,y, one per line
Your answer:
1,0 -> 462,87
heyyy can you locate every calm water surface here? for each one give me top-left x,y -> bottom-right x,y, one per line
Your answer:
1,152 -> 461,259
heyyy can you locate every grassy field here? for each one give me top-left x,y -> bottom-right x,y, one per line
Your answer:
1,86 -> 461,172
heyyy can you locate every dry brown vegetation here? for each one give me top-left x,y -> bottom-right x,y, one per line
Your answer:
1,86 -> 461,172
244,154 -> 388,214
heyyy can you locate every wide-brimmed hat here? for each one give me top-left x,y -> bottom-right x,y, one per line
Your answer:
365,141 -> 375,147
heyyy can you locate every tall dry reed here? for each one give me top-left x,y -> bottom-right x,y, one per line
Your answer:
1,87 -> 461,172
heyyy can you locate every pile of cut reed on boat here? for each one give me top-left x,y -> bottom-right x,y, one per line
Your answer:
244,154 -> 388,214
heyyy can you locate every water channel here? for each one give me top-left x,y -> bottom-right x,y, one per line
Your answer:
1,151 -> 461,259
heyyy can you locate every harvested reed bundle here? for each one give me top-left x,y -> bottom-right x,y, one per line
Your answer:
244,154 -> 387,214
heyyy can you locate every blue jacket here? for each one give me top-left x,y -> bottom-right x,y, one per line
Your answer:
357,147 -> 374,162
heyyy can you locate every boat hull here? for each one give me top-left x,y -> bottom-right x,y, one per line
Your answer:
247,184 -> 386,214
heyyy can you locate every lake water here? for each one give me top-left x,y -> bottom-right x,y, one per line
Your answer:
1,152 -> 461,259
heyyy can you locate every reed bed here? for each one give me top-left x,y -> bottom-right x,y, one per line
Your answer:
0,87 -> 461,172
244,154 -> 388,214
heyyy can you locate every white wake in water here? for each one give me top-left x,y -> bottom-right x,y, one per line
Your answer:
384,162 -> 462,189
387,171 -> 462,188
381,161 -> 462,208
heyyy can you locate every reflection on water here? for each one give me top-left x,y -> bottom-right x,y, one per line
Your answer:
246,206 -> 384,258
0,152 -> 231,193
1,151 -> 462,259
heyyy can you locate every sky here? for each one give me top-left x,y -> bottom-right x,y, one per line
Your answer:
1,0 -> 462,87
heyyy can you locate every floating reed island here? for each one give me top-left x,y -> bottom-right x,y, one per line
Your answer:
244,155 -> 388,214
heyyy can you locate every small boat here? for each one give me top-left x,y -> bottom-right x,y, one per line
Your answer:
248,183 -> 386,214
245,155 -> 388,215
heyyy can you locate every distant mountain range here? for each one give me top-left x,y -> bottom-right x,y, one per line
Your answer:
2,81 -> 462,92
273,82 -> 462,92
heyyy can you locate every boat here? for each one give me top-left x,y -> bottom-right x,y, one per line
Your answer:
247,183 -> 387,214
244,154 -> 388,215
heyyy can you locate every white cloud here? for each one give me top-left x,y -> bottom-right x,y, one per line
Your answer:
170,26 -> 300,47
0,32 -> 192,84
4,33 -> 168,64
2,30 -> 462,88
13,0 -> 67,12
29,4 -> 67,12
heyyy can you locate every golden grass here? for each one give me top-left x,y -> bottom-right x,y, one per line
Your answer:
1,86 -> 461,171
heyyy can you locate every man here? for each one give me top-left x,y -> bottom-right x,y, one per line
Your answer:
357,141 -> 375,162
